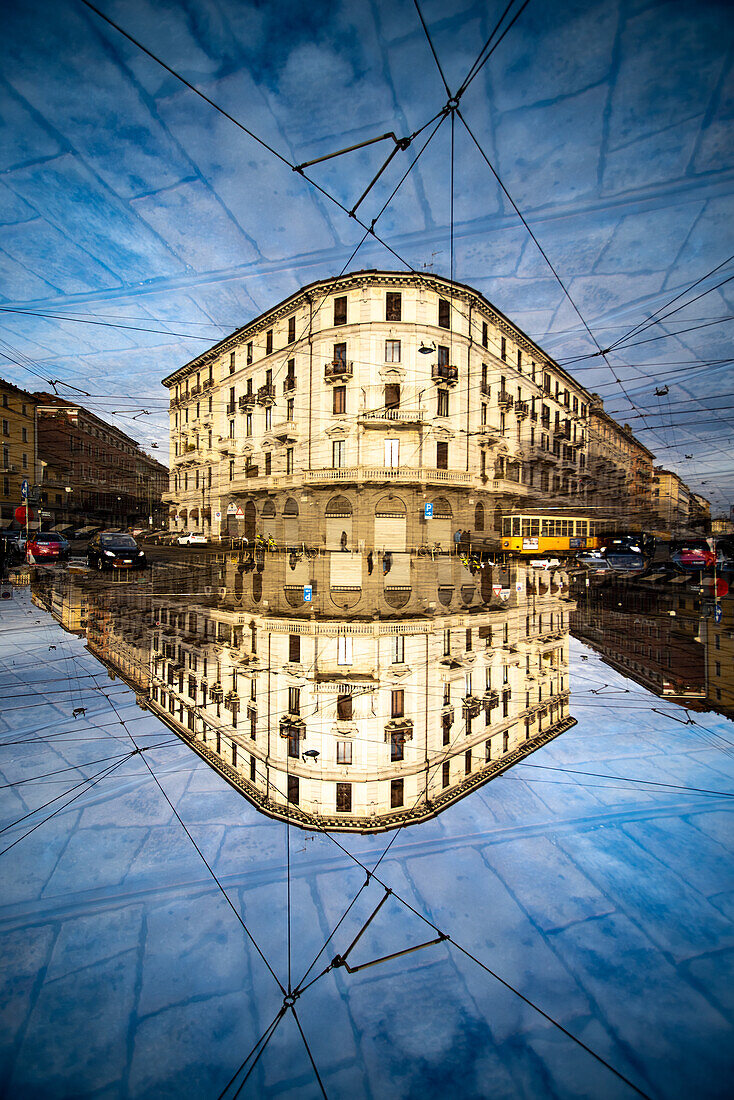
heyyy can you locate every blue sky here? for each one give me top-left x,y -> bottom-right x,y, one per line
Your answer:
1,0 -> 733,509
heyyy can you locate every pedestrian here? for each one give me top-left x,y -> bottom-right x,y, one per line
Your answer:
454,528 -> 462,555
367,550 -> 373,575
383,551 -> 392,576
340,530 -> 348,551
0,536 -> 6,581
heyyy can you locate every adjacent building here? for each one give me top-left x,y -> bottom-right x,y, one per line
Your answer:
34,394 -> 168,531
587,396 -> 655,526
652,467 -> 691,533
1,379 -> 39,527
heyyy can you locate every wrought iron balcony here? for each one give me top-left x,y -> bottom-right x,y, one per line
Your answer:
257,383 -> 276,406
239,394 -> 255,411
462,695 -> 482,718
384,717 -> 414,740
203,378 -> 215,390
431,363 -> 458,386
283,375 -> 297,393
498,390 -> 514,408
515,400 -> 529,418
325,360 -> 353,382
226,401 -> 236,415
480,381 -> 491,397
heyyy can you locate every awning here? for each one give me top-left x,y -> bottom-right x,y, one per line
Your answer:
52,523 -> 74,532
75,525 -> 100,536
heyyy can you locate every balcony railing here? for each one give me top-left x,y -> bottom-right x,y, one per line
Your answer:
325,360 -> 353,382
515,400 -> 529,418
498,390 -> 513,408
190,385 -> 201,397
431,363 -> 458,386
359,407 -> 424,425
283,376 -> 296,393
225,401 -> 236,415
244,465 -> 259,479
480,381 -> 491,397
239,394 -> 255,411
203,378 -> 215,390
270,419 -> 298,442
257,384 -> 276,405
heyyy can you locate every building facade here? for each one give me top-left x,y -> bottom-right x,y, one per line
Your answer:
587,396 -> 655,527
162,271 -> 597,543
34,394 -> 168,531
1,379 -> 38,527
652,467 -> 691,533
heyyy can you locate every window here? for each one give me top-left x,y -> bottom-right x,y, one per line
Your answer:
716,661 -> 721,676
333,341 -> 347,364
250,755 -> 256,781
333,386 -> 346,415
444,628 -> 451,656
465,750 -> 472,775
503,732 -> 509,753
437,390 -> 449,417
392,635 -> 405,664
288,775 -> 299,805
384,382 -> 400,409
246,413 -> 253,437
1,420 -> 8,436
385,438 -> 399,468
390,732 -> 405,762
485,740 -> 491,762
265,406 -> 272,430
286,448 -> 294,474
332,440 -> 345,468
437,344 -> 449,367
386,291 -> 402,321
337,635 -> 353,665
21,427 -> 27,443
288,315 -> 296,343
466,628 -> 472,651
265,329 -> 273,355
436,441 -> 448,469
391,689 -> 405,718
22,453 -> 28,469
501,336 -> 507,361
229,459 -> 234,481
482,321 -> 488,348
390,778 -> 404,808
337,741 -> 353,765
385,339 -> 401,363
229,419 -> 235,438
334,296 -> 347,326
287,399 -> 294,419
517,349 -> 522,371
337,694 -> 353,721
336,782 -> 352,812
265,452 -> 272,475
289,634 -> 300,663
229,351 -> 235,374
442,760 -> 450,788
715,634 -> 720,650
287,727 -> 300,758
438,298 -> 450,328
481,403 -> 487,425
246,341 -> 253,364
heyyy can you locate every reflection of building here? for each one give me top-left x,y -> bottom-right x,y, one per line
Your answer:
162,271 -> 596,542
31,570 -> 89,633
571,571 -> 707,705
34,394 -> 168,530
688,492 -> 711,533
704,591 -> 734,718
652,467 -> 691,533
35,549 -> 577,832
1,379 -> 38,527
587,396 -> 654,525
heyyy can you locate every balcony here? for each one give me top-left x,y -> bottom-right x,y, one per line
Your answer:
239,394 -> 255,412
498,390 -> 514,408
279,715 -> 306,739
483,688 -> 500,708
203,378 -> 215,391
302,465 -> 472,486
283,376 -> 297,394
270,419 -> 299,443
529,409 -> 538,421
359,407 -> 424,427
462,695 -> 482,719
476,424 -> 500,443
190,385 -> 201,397
431,363 -> 458,386
257,384 -> 276,406
216,437 -> 236,455
480,381 -> 491,398
226,401 -> 236,415
515,400 -> 529,419
554,423 -> 571,440
244,464 -> 259,479
325,360 -> 353,383
169,397 -> 180,410
384,717 -> 414,741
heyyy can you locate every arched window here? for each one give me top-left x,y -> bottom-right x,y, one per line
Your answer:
475,502 -> 485,531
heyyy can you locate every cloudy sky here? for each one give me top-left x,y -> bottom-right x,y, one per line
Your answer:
1,0 -> 733,508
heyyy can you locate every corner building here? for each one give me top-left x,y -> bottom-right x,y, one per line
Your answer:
163,271 -> 595,543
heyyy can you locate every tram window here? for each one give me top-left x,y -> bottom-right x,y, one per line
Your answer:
577,521 -> 588,536
522,518 -> 530,536
512,517 -> 521,536
503,517 -> 511,536
531,519 -> 539,536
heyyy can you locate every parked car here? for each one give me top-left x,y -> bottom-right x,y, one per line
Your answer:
667,538 -> 716,570
1,529 -> 27,563
87,531 -> 147,571
177,531 -> 207,546
26,531 -> 70,563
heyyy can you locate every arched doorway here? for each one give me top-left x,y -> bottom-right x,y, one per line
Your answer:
374,495 -> 407,551
283,498 -> 299,545
325,495 -> 353,550
474,502 -> 485,532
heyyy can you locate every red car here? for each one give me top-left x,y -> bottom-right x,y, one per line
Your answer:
668,538 -> 715,569
26,531 -> 71,563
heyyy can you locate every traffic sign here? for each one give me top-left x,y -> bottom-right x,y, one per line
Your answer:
20,479 -> 28,499
303,585 -> 313,603
714,604 -> 723,625
424,503 -> 433,519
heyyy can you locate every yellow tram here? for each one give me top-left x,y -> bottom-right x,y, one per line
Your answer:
501,514 -> 605,556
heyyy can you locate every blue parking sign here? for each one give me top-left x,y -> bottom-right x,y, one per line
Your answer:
424,503 -> 433,519
714,604 -> 723,624
303,585 -> 312,603
20,479 -> 29,499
